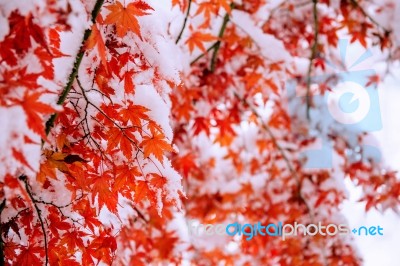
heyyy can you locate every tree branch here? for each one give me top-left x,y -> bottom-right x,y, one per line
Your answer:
210,5 -> 233,72
190,42 -> 218,66
176,0 -> 192,44
350,0 -> 391,34
233,93 -> 314,217
45,0 -> 104,135
306,0 -> 319,120
133,206 -> 148,223
20,176 -> 49,266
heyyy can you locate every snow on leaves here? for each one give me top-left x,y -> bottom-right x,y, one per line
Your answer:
0,0 -> 400,265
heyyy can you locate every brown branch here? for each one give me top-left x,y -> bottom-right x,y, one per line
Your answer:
19,175 -> 49,266
210,4 -> 234,72
176,0 -> 192,44
190,42 -> 219,65
133,206 -> 148,223
306,0 -> 319,121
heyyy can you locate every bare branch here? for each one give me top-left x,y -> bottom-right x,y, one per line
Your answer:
306,0 -> 319,120
210,4 -> 234,72
176,0 -> 192,44
20,176 -> 49,266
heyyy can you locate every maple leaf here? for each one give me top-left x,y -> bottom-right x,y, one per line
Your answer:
34,47 -> 56,79
106,127 -> 136,159
73,199 -> 102,232
37,150 -> 70,184
120,104 -> 150,127
92,175 -> 118,213
153,231 -> 179,259
16,245 -> 43,265
104,1 -> 154,39
149,173 -> 167,190
113,165 -> 140,199
142,133 -> 174,162
192,117 -> 211,136
12,148 -> 33,171
195,2 -> 219,23
123,70 -> 135,94
173,153 -> 197,178
350,31 -> 367,48
8,12 -> 48,53
16,92 -> 55,138
172,0 -> 188,12
313,57 -> 326,70
134,180 -> 156,204
48,210 -> 71,238
217,0 -> 232,14
185,32 -> 217,53
86,24 -> 108,70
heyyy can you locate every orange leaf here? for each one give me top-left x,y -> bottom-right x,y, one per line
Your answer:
192,117 -> 210,136
92,175 -> 118,213
106,127 -> 136,159
185,32 -> 217,53
142,133 -> 174,163
217,0 -> 232,14
86,24 -> 108,70
123,70 -> 135,94
134,180 -> 155,204
120,104 -> 150,127
149,173 -> 167,190
104,1 -> 154,39
12,148 -> 33,171
18,92 -> 55,137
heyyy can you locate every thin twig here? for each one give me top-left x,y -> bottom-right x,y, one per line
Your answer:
176,0 -> 192,44
350,0 -> 391,34
20,176 -> 49,266
210,5 -> 233,72
190,42 -> 219,65
233,93 -> 314,216
133,206 -> 148,223
306,0 -> 319,120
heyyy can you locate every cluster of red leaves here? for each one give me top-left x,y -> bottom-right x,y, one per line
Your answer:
0,1 -> 182,265
0,0 -> 399,265
171,0 -> 399,265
